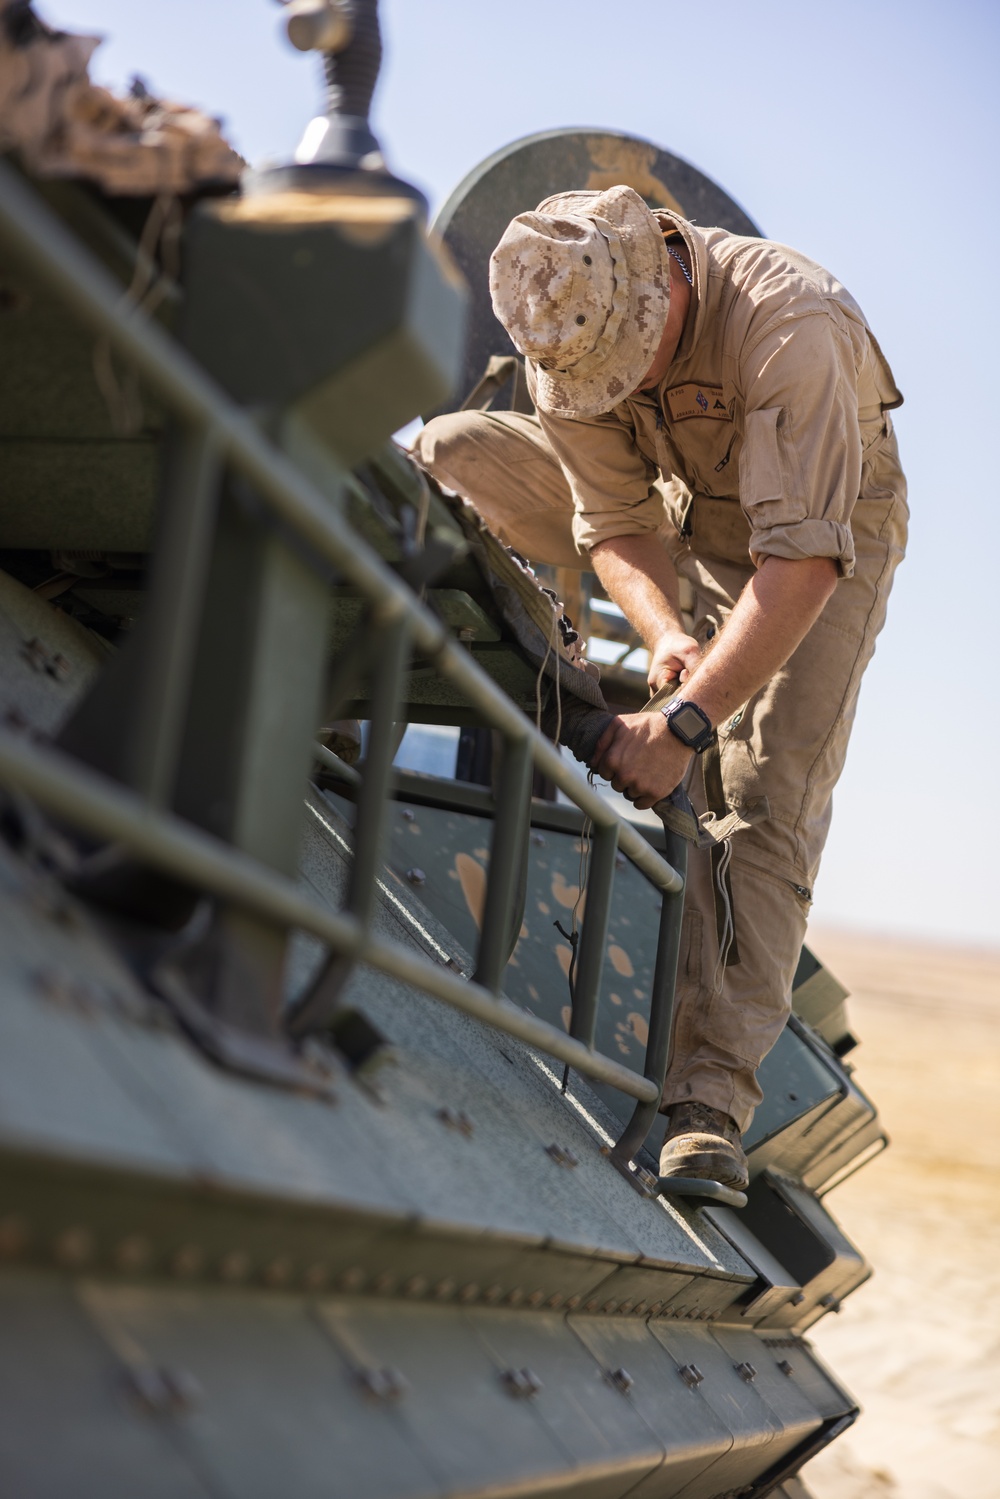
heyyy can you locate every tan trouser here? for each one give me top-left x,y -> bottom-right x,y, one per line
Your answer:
413,411 -> 907,1130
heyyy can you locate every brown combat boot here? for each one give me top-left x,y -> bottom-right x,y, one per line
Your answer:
659,1102 -> 749,1190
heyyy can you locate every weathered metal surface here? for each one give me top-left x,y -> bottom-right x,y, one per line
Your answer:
182,192 -> 465,467
350,783 -> 876,1183
737,1173 -> 870,1333
0,1271 -> 856,1499
0,1275 -> 211,1499
0,174 -> 166,553
0,567 -> 108,737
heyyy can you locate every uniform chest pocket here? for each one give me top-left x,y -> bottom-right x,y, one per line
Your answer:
661,385 -> 740,498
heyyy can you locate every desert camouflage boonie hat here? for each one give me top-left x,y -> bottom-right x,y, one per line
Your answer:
489,184 -> 670,419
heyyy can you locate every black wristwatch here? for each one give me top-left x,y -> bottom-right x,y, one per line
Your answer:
661,698 -> 716,754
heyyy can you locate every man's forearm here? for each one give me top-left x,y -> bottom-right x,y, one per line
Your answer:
590,533 -> 686,641
683,555 -> 839,726
591,552 -> 841,810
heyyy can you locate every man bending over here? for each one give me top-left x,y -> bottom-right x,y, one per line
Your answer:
413,185 -> 906,1190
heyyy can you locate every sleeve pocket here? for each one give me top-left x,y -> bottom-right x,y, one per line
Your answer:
740,405 -> 788,508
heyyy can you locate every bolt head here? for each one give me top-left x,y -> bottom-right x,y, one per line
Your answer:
0,1215 -> 28,1259
500,1367 -> 542,1398
219,1251 -> 250,1283
263,1257 -> 293,1287
115,1236 -> 151,1273
357,1365 -> 408,1402
171,1245 -> 203,1279
54,1227 -> 94,1267
405,867 -> 426,885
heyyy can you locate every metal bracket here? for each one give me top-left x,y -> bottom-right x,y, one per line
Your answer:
151,960 -> 338,1100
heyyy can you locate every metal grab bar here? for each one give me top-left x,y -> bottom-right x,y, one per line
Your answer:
0,159 -> 683,1150
0,160 -> 681,898
0,730 -> 660,1105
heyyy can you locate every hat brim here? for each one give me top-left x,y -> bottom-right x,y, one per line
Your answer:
529,185 -> 670,419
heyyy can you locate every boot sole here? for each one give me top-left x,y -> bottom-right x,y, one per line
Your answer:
658,1147 -> 748,1192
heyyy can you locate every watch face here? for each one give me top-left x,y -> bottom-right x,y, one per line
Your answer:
672,705 -> 707,740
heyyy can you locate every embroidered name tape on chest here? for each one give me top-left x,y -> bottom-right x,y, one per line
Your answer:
665,384 -> 731,422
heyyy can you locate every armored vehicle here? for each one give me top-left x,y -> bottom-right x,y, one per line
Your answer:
0,3 -> 885,1494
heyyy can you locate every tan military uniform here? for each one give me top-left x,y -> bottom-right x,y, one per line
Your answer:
414,213 -> 907,1130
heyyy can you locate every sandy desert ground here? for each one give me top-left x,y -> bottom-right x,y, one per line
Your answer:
795,929 -> 1000,1498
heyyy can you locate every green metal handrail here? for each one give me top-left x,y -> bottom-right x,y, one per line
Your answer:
0,158 -> 684,1142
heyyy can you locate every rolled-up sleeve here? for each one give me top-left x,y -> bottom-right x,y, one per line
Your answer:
535,402 -> 664,553
738,310 -> 862,577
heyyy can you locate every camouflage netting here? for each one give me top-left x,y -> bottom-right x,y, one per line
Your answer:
443,492 -> 614,763
0,1 -> 242,194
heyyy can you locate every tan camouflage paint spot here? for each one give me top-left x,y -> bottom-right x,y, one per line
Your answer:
583,137 -> 686,216
633,987 -> 644,999
608,944 -> 634,978
609,993 -> 622,1006
561,1005 -> 572,1031
528,984 -> 540,1001
455,852 -> 487,929
614,1018 -> 635,1055
474,847 -> 489,860
537,900 -> 551,916
408,824 -> 420,834
627,1012 -> 650,1046
555,945 -> 573,978
551,871 -> 583,910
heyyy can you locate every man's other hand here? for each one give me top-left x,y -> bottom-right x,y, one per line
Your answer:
591,711 -> 694,810
647,631 -> 701,693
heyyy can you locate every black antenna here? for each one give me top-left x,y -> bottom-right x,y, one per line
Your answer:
252,0 -> 426,210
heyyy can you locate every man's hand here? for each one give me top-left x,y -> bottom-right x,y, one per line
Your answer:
591,711 -> 693,811
647,630 -> 701,693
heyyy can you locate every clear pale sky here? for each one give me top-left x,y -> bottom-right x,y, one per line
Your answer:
46,0 -> 1000,946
